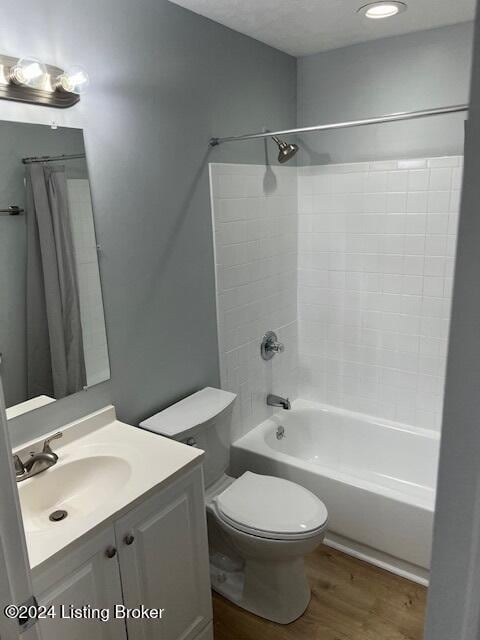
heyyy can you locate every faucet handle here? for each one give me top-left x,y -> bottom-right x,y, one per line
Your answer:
270,341 -> 285,354
261,331 -> 285,361
13,454 -> 25,477
42,432 -> 63,454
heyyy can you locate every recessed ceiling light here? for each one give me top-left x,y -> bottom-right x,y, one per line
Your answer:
357,2 -> 407,20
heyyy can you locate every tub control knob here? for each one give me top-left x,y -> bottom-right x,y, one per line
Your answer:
272,342 -> 285,354
261,331 -> 285,361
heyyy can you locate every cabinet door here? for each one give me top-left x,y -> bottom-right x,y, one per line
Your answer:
34,528 -> 127,640
116,466 -> 212,640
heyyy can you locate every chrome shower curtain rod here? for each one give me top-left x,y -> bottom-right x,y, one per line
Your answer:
22,153 -> 86,164
209,103 -> 469,147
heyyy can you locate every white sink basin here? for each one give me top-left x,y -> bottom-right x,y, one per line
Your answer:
19,455 -> 132,533
14,405 -> 204,570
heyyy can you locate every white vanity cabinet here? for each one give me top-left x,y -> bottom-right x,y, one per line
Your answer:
32,465 -> 212,640
115,466 -> 212,640
34,527 -> 127,640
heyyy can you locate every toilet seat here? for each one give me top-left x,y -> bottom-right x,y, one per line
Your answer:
214,471 -> 328,541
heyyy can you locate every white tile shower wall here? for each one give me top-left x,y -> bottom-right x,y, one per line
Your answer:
67,180 -> 110,387
297,156 -> 462,430
210,164 -> 298,441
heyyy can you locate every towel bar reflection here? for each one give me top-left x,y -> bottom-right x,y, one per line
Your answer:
0,206 -> 24,215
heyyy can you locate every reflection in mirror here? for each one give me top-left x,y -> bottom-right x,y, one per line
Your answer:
0,121 -> 110,417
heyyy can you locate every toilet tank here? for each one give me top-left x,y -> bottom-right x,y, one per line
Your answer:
139,387 -> 237,488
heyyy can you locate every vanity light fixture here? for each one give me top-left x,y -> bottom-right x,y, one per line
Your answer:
10,57 -> 47,88
56,66 -> 90,94
0,54 -> 89,108
357,1 -> 407,19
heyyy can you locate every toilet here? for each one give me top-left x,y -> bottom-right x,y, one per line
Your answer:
140,387 -> 328,624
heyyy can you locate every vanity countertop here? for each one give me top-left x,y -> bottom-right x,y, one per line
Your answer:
14,405 -> 204,571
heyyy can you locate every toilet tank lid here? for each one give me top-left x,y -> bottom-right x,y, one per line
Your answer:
139,387 -> 237,438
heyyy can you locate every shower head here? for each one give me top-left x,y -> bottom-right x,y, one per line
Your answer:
272,136 -> 299,164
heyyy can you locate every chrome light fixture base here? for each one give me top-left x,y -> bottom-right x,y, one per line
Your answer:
0,54 -> 80,109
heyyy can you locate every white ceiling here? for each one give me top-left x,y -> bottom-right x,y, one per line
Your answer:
168,0 -> 476,56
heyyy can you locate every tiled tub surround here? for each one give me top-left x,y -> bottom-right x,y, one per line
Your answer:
210,155 -> 461,439
297,156 -> 462,430
210,164 -> 298,441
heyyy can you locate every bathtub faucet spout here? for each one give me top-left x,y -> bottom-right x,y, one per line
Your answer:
267,394 -> 291,410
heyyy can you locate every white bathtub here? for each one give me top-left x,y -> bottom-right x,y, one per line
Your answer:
230,399 -> 440,585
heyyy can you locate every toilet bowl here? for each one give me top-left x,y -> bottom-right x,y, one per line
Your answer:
206,471 -> 328,623
140,387 -> 329,624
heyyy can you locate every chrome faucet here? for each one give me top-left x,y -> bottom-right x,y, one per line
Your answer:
14,432 -> 63,483
267,394 -> 291,410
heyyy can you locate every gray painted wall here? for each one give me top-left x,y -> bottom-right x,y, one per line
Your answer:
2,0 -> 296,446
0,122 -> 86,408
425,12 -> 480,640
297,22 -> 474,165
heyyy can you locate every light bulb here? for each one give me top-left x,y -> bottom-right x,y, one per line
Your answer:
10,57 -> 47,87
367,4 -> 398,17
57,65 -> 89,94
357,2 -> 407,20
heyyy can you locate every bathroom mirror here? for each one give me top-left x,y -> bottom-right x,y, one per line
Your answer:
0,120 -> 110,417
